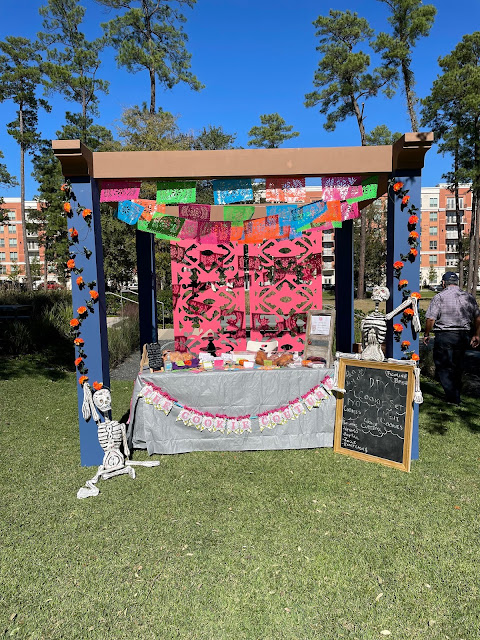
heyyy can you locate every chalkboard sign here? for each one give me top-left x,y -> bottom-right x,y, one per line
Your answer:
140,343 -> 164,372
334,358 -> 414,472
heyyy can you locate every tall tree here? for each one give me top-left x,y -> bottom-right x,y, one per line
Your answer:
305,10 -> 394,299
372,0 -> 436,131
305,10 -> 394,146
38,0 -> 109,143
95,0 -> 203,114
422,33 -> 480,294
0,37 -> 50,290
247,113 -> 299,149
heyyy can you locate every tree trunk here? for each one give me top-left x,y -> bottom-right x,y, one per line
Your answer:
472,192 -> 479,294
454,148 -> 464,288
19,108 -> 33,291
352,95 -> 366,299
149,68 -> 156,114
401,62 -> 419,132
467,191 -> 476,293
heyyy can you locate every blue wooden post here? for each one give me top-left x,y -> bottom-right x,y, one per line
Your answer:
334,220 -> 355,353
70,177 -> 110,466
136,230 -> 158,351
386,169 -> 421,460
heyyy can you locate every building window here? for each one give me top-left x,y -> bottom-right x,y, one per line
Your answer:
5,211 -> 16,220
0,252 -> 5,260
0,265 -> 6,274
0,238 -> 4,247
446,242 -> 457,252
10,252 -> 18,260
8,225 -> 16,234
429,197 -> 438,207
27,241 -> 38,250
429,212 -> 437,221
429,226 -> 437,235
446,197 -> 464,210
429,241 -> 437,250
429,255 -> 438,265
9,238 -> 17,247
446,212 -> 464,224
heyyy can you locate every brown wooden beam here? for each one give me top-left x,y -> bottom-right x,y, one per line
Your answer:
52,132 -> 434,181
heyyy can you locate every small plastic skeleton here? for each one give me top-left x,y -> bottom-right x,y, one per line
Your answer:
360,285 -> 422,362
77,384 -> 158,499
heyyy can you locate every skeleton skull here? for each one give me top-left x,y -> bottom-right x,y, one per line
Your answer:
372,285 -> 390,303
93,388 -> 112,413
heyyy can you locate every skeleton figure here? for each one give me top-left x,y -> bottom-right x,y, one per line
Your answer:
77,385 -> 160,499
361,285 -> 390,361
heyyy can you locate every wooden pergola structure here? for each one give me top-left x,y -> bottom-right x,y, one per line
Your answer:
53,132 -> 433,466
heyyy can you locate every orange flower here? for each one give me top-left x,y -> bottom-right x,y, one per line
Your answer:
399,279 -> 409,286
404,308 -> 414,316
82,208 -> 92,218
79,375 -> 88,385
393,182 -> 404,192
393,261 -> 404,269
401,340 -> 411,347
411,291 -> 421,299
409,215 -> 419,224
77,306 -> 87,315
74,357 -> 83,367
70,318 -> 80,327
60,184 -> 66,191
63,202 -> 71,213
69,228 -> 78,238
409,231 -> 419,239
393,324 -> 403,332
402,195 -> 410,205
410,248 -> 418,256
76,276 -> 84,286
411,353 -> 420,361
67,258 -> 75,269
89,290 -> 99,300
74,338 -> 84,346
93,381 -> 103,391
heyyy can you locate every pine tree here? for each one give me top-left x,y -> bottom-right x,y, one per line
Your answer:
305,10 -> 395,299
95,0 -> 203,113
193,125 -> 236,151
38,0 -> 109,143
422,33 -> 480,294
0,37 -> 50,290
305,10 -> 394,145
247,113 -> 299,149
372,0 -> 436,131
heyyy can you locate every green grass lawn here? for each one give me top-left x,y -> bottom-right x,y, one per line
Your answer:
1,363 -> 479,639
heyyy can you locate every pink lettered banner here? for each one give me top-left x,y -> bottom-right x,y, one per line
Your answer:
100,180 -> 141,202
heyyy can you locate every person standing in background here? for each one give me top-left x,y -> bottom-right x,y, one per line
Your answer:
424,272 -> 480,405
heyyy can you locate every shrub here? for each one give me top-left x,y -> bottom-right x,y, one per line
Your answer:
108,305 -> 140,368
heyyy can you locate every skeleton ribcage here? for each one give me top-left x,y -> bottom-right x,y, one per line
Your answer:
361,313 -> 387,345
97,420 -> 123,451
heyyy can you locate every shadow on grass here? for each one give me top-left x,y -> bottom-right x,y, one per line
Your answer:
0,353 -> 72,381
420,377 -> 480,435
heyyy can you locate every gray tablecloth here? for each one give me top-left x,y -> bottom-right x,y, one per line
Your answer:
128,367 -> 335,455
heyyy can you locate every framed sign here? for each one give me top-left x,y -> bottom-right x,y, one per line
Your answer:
334,357 -> 415,472
304,309 -> 335,367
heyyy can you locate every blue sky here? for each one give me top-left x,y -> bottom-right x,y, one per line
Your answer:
1,0 -> 479,199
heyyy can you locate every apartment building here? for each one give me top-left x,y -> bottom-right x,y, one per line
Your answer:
0,198 -> 48,284
420,184 -> 475,286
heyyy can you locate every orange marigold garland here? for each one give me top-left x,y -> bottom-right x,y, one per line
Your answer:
93,381 -> 103,391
